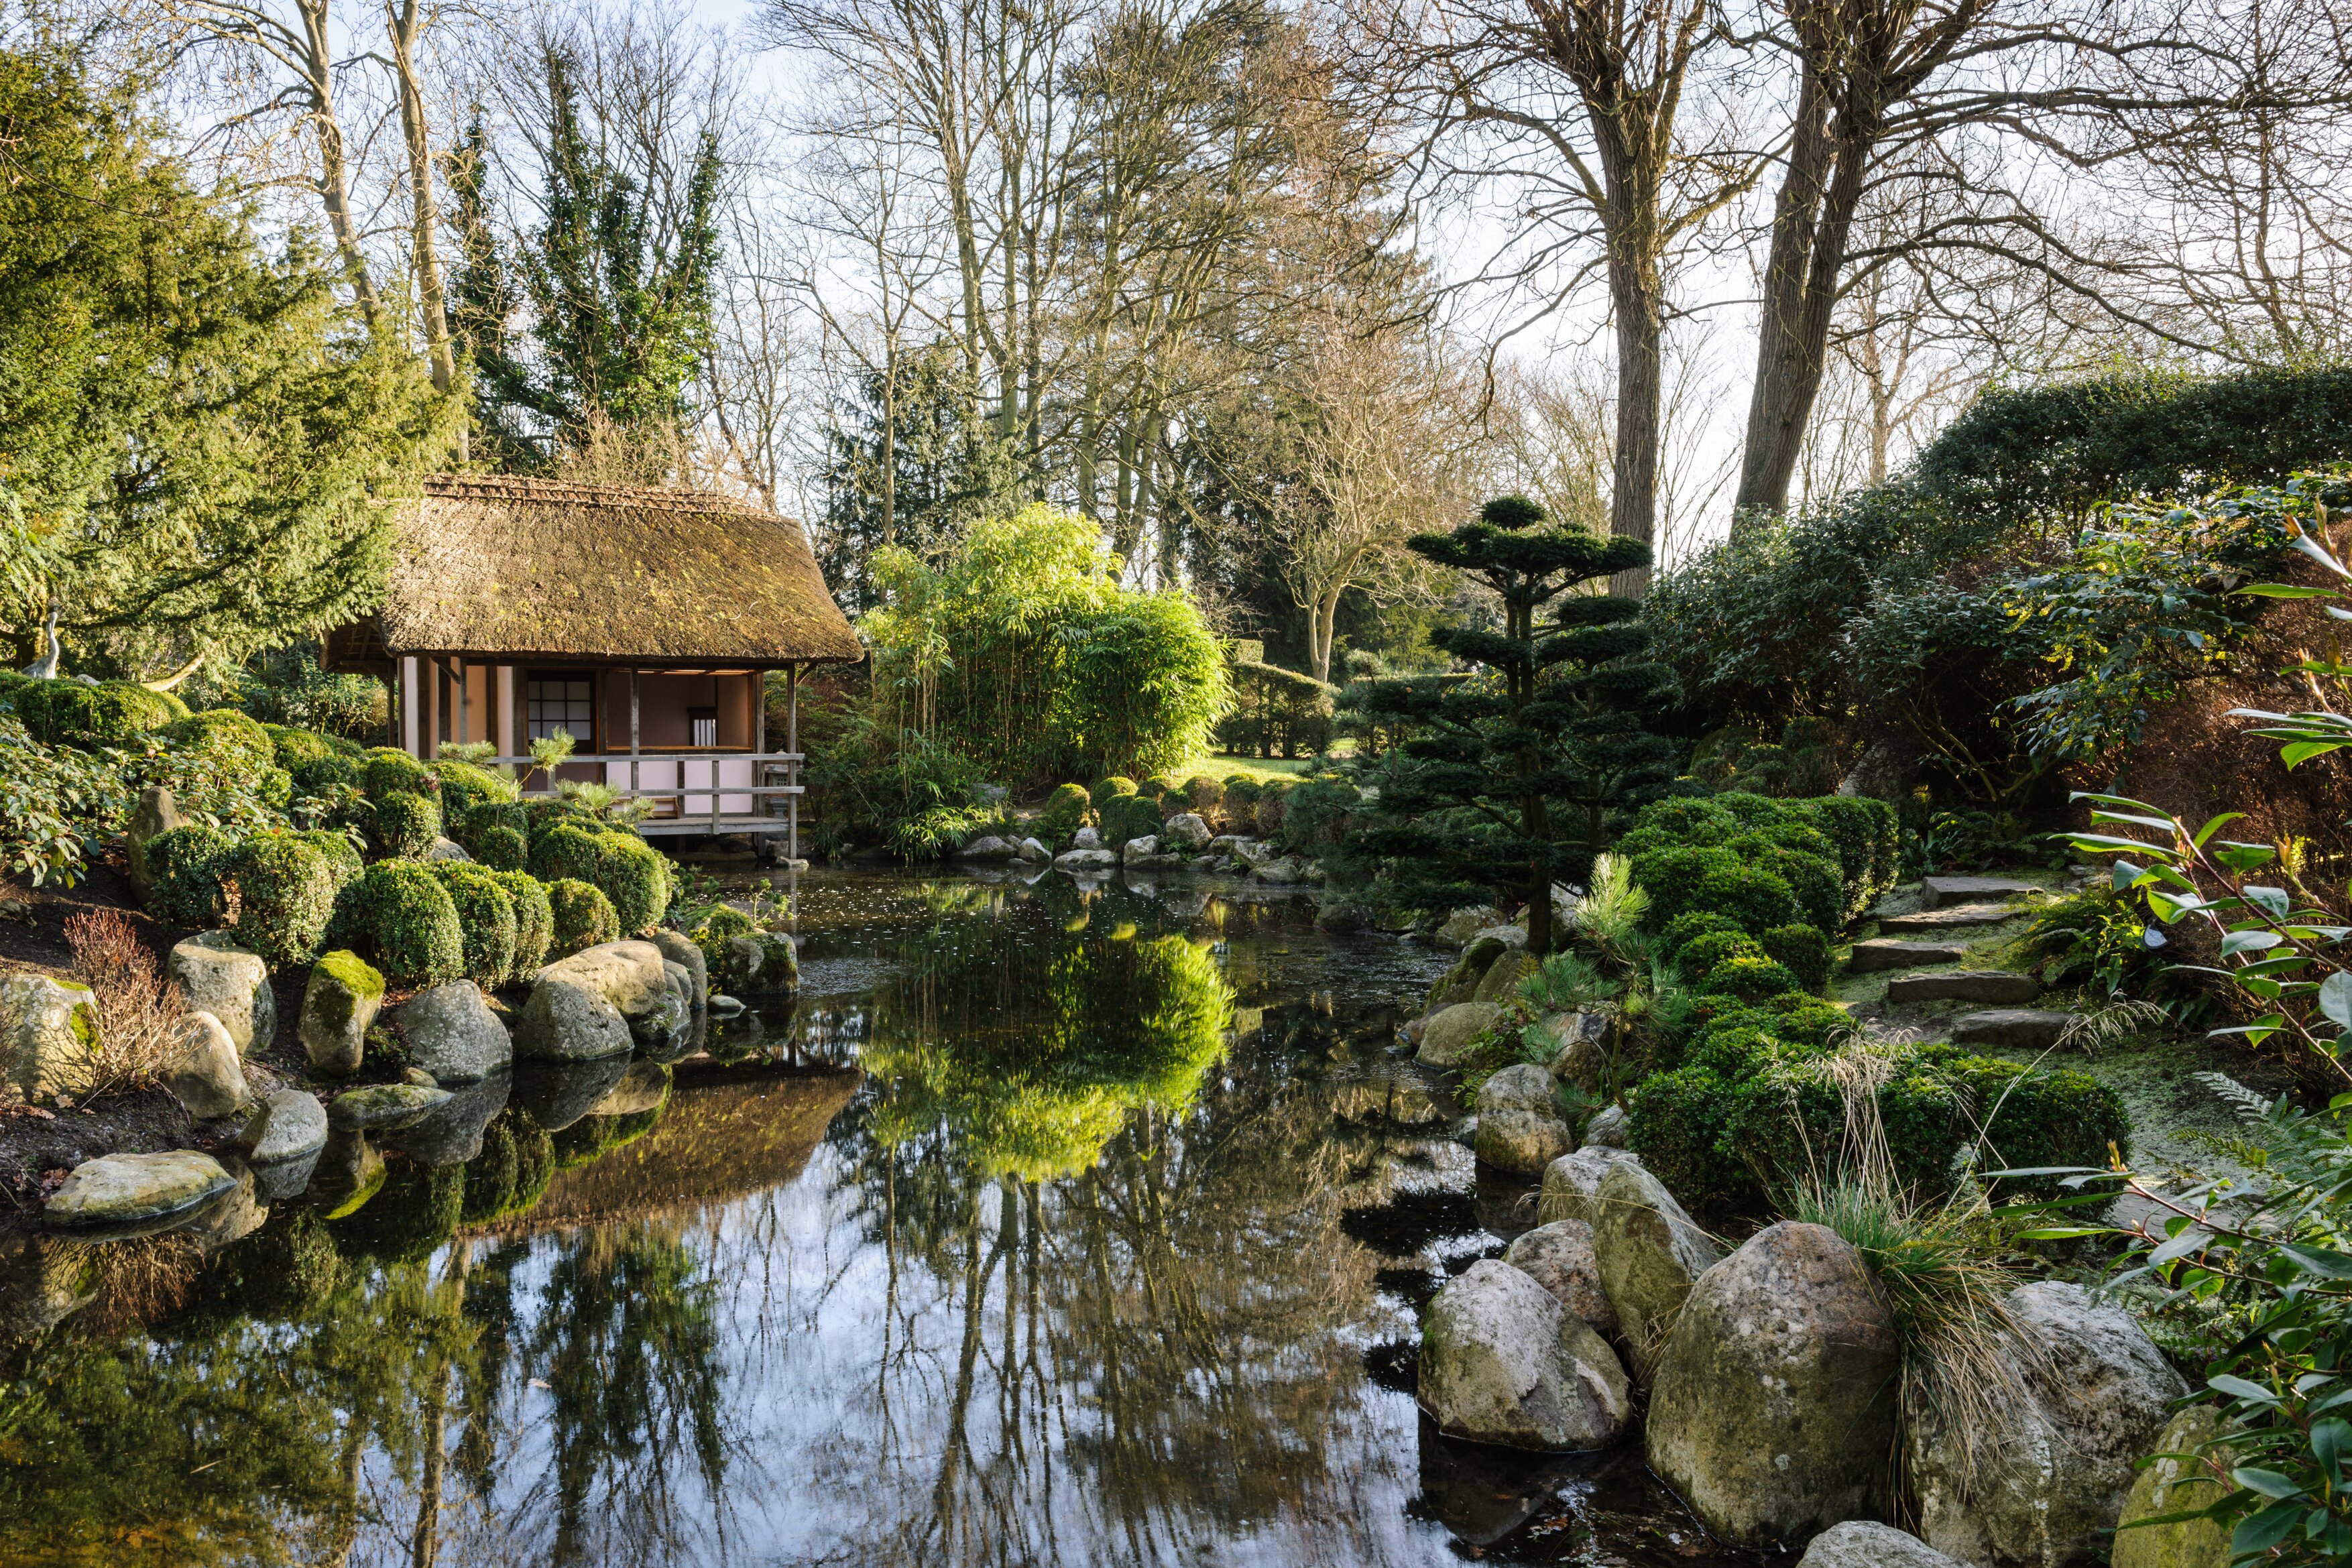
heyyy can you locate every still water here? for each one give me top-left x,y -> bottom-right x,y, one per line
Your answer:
0,870 -> 1761,1567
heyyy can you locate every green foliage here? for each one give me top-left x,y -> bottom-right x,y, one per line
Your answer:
1038,782 -> 1092,838
1096,791 -> 1163,849
160,710 -> 276,776
1142,773 -> 1182,800
692,904 -> 757,975
529,821 -> 606,883
361,748 -> 432,800
369,790 -> 441,859
469,823 -> 528,872
801,709 -> 989,859
261,724 -> 346,776
546,877 -> 619,956
294,827 -> 363,890
224,832 -> 339,967
1090,776 -> 1138,807
1222,775 -> 1262,807
1277,777 -> 1358,856
1626,792 -> 1891,928
225,648 -> 383,739
1697,954 -> 1804,1000
1761,924 -> 1832,991
593,832 -> 672,932
429,758 -> 518,818
490,869 -> 554,974
145,823 -> 237,926
1656,910 -> 1745,962
1253,779 -> 1293,839
1184,774 -> 1224,817
1679,928 -> 1766,975
337,860 -> 464,986
16,680 -> 188,747
858,505 -> 1230,786
1345,495 -> 1675,953
1216,660 -> 1335,758
0,44 -> 453,673
432,861 -> 520,989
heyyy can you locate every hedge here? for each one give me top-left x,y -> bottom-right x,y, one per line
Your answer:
162,710 -> 276,775
361,748 -> 432,800
432,861 -> 519,989
225,833 -> 340,967
1216,660 -> 1334,758
335,861 -> 464,985
593,833 -> 672,932
491,870 -> 554,975
1625,792 -> 1895,931
1760,924 -> 1832,991
371,791 -> 442,859
546,878 -> 618,957
15,679 -> 188,747
145,824 -> 237,926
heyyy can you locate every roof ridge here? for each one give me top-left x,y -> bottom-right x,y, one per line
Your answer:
418,473 -> 764,514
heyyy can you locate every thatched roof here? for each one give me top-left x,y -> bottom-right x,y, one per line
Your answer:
354,474 -> 863,665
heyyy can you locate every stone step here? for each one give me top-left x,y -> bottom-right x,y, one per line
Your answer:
1922,875 -> 2040,910
1886,970 -> 2042,1006
1950,1008 -> 2078,1050
1848,939 -> 1972,974
1878,903 -> 2027,933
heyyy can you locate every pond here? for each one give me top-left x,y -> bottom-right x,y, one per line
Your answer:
0,869 -> 1768,1567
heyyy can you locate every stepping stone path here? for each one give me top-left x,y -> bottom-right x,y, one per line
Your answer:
1886,971 -> 2042,1006
1952,1008 -> 2079,1050
1920,875 -> 2040,909
1878,903 -> 2026,933
1848,939 -> 1972,974
329,1082 -> 453,1130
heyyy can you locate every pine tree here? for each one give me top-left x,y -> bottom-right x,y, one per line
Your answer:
1350,495 -> 1682,953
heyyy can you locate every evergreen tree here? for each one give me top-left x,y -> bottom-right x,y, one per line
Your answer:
0,43 -> 453,676
1350,495 -> 1682,953
447,47 -> 723,469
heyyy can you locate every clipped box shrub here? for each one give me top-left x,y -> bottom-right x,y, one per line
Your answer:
225,832 -> 340,967
16,678 -> 188,747
296,829 -> 363,890
1792,795 -> 1903,916
431,861 -> 519,989
1679,928 -> 1766,975
1037,782 -> 1092,839
145,823 -> 237,926
1254,778 -> 1295,839
529,821 -> 607,885
431,759 -> 519,817
1097,792 -> 1163,849
491,870 -> 554,975
593,833 -> 672,932
371,790 -> 442,859
468,824 -> 528,872
546,878 -> 619,957
1184,774 -> 1224,819
1761,924 -> 1832,991
1142,773 -> 1183,801
1696,954 -> 1803,1000
1657,910 -> 1745,963
361,747 -> 432,800
1090,776 -> 1138,808
1279,777 -> 1358,853
263,723 -> 357,774
162,709 -> 277,774
1726,833 -> 1843,930
337,860 -> 464,986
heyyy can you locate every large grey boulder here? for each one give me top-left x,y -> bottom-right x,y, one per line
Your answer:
162,1010 -> 249,1119
1474,950 -> 1540,1006
1582,1104 -> 1629,1148
1799,1523 -> 1968,1568
168,932 -> 274,1052
395,1071 -> 511,1166
1475,1064 -> 1574,1174
396,980 -> 511,1084
1910,1281 -> 2190,1568
518,940 -> 683,1059
0,972 -> 99,1103
44,1150 -> 236,1234
1537,1146 -> 1641,1226
1592,1160 -> 1722,1380
1951,1008 -> 2078,1050
644,928 -> 708,1010
299,951 -> 383,1075
1545,1010 -> 1611,1088
1161,811 -> 1213,849
125,784 -> 184,901
1433,905 -> 1505,948
1419,1258 -> 1632,1451
328,1082 -> 451,1130
1647,1221 -> 1901,1545
957,835 -> 1016,860
1016,837 -> 1051,863
1888,970 -> 2041,1005
1054,847 -> 1118,872
2112,1405 -> 2235,1568
1849,938 -> 1973,973
235,1088 -> 329,1165
1503,1219 -> 1615,1333
712,931 -> 797,997
1416,1002 -> 1501,1069
424,835 -> 471,862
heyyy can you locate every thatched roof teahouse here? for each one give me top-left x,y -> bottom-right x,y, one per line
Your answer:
327,475 -> 862,857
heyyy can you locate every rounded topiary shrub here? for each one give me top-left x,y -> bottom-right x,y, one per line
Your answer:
340,861 -> 464,986
370,790 -> 442,859
1097,792 -> 1163,848
162,709 -> 277,775
1678,928 -> 1766,977
490,870 -> 554,975
1630,845 -> 1741,927
530,822 -> 607,885
432,861 -> 519,989
1696,955 -> 1804,1000
592,833 -> 672,932
1693,862 -> 1802,934
430,760 -> 518,817
1728,834 -> 1843,930
1089,776 -> 1137,808
1037,782 -> 1092,837
1656,910 -> 1745,963
361,748 -> 432,800
296,828 -> 364,891
225,833 -> 340,967
1253,781 -> 1293,839
146,823 -> 237,926
546,878 -> 619,957
263,724 -> 343,774
17,679 -> 189,747
1185,775 -> 1224,818
1760,924 -> 1832,991
289,753 -> 359,794
469,824 -> 528,872
1143,773 -> 1183,801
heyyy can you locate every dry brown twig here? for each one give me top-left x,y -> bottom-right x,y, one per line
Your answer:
63,909 -> 191,1102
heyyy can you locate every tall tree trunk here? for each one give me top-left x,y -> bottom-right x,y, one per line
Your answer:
300,0 -> 379,326
1607,257 -> 1665,598
387,0 -> 460,456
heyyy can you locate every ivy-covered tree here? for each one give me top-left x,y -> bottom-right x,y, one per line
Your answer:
1350,495 -> 1682,953
447,46 -> 723,469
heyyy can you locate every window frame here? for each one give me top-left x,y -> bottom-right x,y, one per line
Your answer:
525,670 -> 597,751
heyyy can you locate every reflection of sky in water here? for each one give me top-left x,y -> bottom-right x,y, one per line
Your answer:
2,869 -> 1762,1568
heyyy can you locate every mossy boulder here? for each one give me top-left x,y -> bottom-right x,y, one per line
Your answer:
168,932 -> 275,1052
299,950 -> 384,1075
0,973 -> 99,1103
1418,1259 -> 1631,1451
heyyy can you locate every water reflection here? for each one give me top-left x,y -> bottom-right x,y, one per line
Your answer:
0,870 -> 1762,1567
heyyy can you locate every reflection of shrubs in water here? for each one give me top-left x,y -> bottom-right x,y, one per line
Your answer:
552,1108 -> 662,1170
194,1207 -> 345,1320
462,1109 -> 555,1222
329,1160 -> 463,1264
58,1231 -> 203,1336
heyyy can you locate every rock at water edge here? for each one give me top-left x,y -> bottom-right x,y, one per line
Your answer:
644,928 -> 709,1010
299,951 -> 384,1075
44,1150 -> 235,1233
237,1088 -> 329,1164
169,932 -> 275,1052
328,1082 -> 453,1130
1537,1146 -> 1640,1227
1647,1221 -> 1899,1545
1417,1002 -> 1501,1069
1592,1160 -> 1721,1380
397,980 -> 512,1084
1476,1065 -> 1573,1174
1798,1522 -> 1968,1568
1503,1219 -> 1616,1333
1909,1281 -> 2188,1568
0,972 -> 99,1103
1419,1258 -> 1631,1451
162,1010 -> 249,1120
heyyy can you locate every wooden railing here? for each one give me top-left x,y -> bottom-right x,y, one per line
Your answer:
481,749 -> 805,839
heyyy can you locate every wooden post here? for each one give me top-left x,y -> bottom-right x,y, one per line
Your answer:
629,668 -> 640,806
426,657 -> 442,758
454,656 -> 467,745
787,662 -> 800,864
